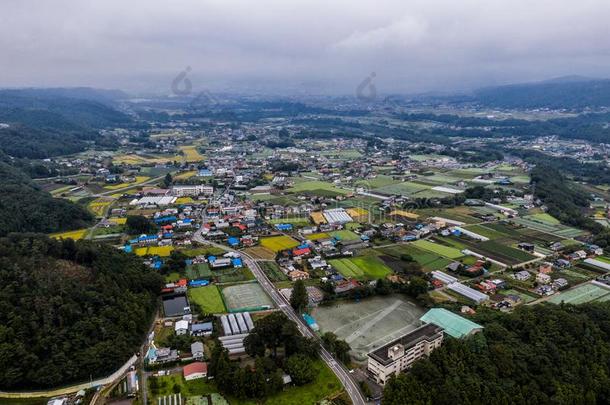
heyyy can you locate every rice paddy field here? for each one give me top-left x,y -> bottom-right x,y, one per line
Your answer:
260,235 -> 300,252
188,285 -> 226,313
88,198 -> 113,217
416,207 -> 480,224
450,237 -> 536,265
180,145 -> 205,162
242,246 -> 276,260
134,245 -> 174,257
329,255 -> 392,280
112,153 -> 177,165
548,283 -> 610,305
103,176 -> 150,190
50,228 -> 89,240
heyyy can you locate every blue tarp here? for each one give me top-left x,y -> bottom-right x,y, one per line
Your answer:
189,279 -> 210,287
124,244 -> 133,253
227,237 -> 240,246
297,244 -> 309,249
154,216 -> 177,224
275,223 -> 293,231
232,258 -> 243,267
208,255 -> 217,262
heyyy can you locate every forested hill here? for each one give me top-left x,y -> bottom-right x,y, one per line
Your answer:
472,77 -> 610,109
382,303 -> 610,405
0,234 -> 163,389
0,155 -> 93,235
0,88 -> 131,158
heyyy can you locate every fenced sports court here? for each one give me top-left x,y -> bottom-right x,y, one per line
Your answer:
310,295 -> 425,362
548,282 -> 610,305
221,283 -> 274,312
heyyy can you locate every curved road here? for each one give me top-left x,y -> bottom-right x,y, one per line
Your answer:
193,232 -> 368,405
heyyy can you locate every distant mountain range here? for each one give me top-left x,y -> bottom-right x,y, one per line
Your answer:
470,76 -> 610,109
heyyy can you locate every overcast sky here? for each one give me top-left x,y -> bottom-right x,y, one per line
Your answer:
1,0 -> 610,95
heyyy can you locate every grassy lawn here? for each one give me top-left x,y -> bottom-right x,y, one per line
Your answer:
188,285 -> 227,313
149,373 -> 216,403
413,239 -> 464,259
260,236 -> 300,252
329,230 -> 361,241
330,256 -> 392,280
165,272 -> 181,282
287,180 -> 348,195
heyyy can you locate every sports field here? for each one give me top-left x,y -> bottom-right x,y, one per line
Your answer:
221,283 -> 274,311
310,295 -> 425,362
329,256 -> 392,280
188,285 -> 226,313
260,235 -> 300,252
412,239 -> 464,259
548,283 -> 610,305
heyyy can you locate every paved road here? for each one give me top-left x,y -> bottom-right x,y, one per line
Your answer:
192,233 -> 368,405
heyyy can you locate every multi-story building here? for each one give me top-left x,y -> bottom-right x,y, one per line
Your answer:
171,185 -> 214,197
367,324 -> 443,385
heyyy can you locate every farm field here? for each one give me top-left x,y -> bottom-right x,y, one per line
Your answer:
260,235 -> 300,252
188,285 -> 226,313
374,181 -> 429,196
268,217 -> 310,226
416,207 -> 480,224
514,217 -> 585,238
180,145 -> 205,162
449,237 -> 536,265
329,255 -> 392,280
306,232 -> 331,241
377,244 -> 453,271
103,176 -> 150,190
501,288 -> 537,304
50,228 -> 88,240
242,246 -> 276,260
412,239 -> 464,259
87,198 -> 113,216
329,230 -> 361,241
186,263 -> 213,279
134,245 -> 174,257
287,180 -> 348,195
260,261 -> 288,282
354,175 -> 400,189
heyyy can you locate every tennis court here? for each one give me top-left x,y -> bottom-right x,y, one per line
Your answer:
548,283 -> 610,305
221,283 -> 274,312
310,295 -> 425,362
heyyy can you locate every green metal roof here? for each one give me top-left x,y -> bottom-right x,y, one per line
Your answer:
420,308 -> 483,339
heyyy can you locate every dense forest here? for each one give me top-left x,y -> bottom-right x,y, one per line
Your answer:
0,234 -> 163,389
383,303 -> 610,404
0,89 -> 130,158
0,156 -> 93,236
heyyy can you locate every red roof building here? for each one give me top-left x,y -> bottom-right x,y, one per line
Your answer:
183,362 -> 207,380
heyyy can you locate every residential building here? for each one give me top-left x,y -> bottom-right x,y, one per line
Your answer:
175,320 -> 189,335
367,324 -> 443,385
191,341 -> 204,360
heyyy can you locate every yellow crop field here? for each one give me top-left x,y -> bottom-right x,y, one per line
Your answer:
346,207 -> 368,217
175,197 -> 195,204
113,154 -> 178,165
109,217 -> 127,225
180,146 -> 205,162
135,246 -> 174,257
260,235 -> 300,252
174,170 -> 197,180
50,229 -> 89,240
88,199 -> 113,216
310,212 -> 327,225
104,176 -> 150,190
